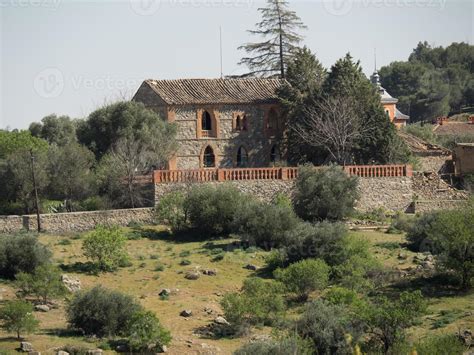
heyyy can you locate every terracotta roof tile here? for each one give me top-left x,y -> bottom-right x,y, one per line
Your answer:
143,78 -> 285,105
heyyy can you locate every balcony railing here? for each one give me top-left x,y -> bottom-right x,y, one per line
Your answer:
152,165 -> 412,184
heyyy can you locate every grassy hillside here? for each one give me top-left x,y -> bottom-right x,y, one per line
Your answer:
0,227 -> 472,354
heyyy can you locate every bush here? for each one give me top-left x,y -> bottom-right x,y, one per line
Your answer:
0,234 -> 51,279
155,191 -> 188,232
274,259 -> 329,300
67,285 -> 141,337
406,211 -> 440,252
185,185 -> 245,235
82,225 -> 128,271
15,264 -> 67,303
428,206 -> 474,289
282,221 -> 348,266
221,278 -> 285,334
0,300 -> 39,339
126,310 -> 171,352
234,335 -> 312,355
293,165 -> 359,222
297,299 -> 362,355
233,199 -> 299,249
402,123 -> 436,143
388,212 -> 416,233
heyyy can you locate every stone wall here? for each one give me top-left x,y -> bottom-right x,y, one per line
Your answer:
0,208 -> 154,235
154,177 -> 415,212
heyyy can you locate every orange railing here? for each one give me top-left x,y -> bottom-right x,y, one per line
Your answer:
153,165 -> 412,184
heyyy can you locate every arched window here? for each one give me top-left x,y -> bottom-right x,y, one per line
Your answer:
235,115 -> 242,130
270,145 -> 280,163
242,115 -> 248,130
267,108 -> 278,130
203,146 -> 215,168
202,111 -> 212,131
236,146 -> 248,167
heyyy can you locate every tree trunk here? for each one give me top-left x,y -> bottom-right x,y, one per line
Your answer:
30,150 -> 41,233
276,1 -> 285,78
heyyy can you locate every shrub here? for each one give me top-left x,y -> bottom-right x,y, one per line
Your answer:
293,165 -> 359,222
82,225 -> 128,271
0,234 -> 51,279
234,335 -> 312,355
324,287 -> 361,307
414,334 -> 466,355
155,191 -> 188,232
282,221 -> 348,266
233,199 -> 299,249
15,264 -> 67,303
0,300 -> 39,339
221,278 -> 285,333
402,123 -> 436,143
126,310 -> 171,352
428,206 -> 474,289
389,212 -> 416,233
360,291 -> 426,353
185,184 -> 245,235
406,211 -> 440,252
274,259 -> 329,300
297,299 -> 362,355
67,285 -> 141,337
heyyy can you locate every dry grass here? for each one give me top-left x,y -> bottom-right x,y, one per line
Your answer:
0,228 -> 472,354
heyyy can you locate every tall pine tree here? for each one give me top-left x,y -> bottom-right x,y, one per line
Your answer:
238,0 -> 306,78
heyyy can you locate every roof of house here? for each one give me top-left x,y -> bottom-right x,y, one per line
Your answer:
395,108 -> 410,121
379,87 -> 398,104
434,121 -> 474,136
138,78 -> 286,105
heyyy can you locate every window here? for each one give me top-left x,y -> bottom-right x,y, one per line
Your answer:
242,115 -> 248,130
203,146 -> 215,168
267,108 -> 278,130
270,145 -> 280,163
234,114 -> 248,132
202,111 -> 212,131
236,146 -> 248,167
236,115 -> 242,131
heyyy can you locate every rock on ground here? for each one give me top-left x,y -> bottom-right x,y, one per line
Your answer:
61,274 -> 81,292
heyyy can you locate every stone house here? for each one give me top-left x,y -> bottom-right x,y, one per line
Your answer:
132,78 -> 285,170
453,143 -> 474,176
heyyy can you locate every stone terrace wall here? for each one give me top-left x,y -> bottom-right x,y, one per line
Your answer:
154,177 -> 415,212
0,208 -> 154,235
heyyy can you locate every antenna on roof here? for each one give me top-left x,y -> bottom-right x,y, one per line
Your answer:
374,48 -> 377,72
219,26 -> 223,79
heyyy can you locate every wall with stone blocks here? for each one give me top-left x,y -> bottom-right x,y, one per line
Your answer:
154,177 -> 415,212
0,208 -> 154,235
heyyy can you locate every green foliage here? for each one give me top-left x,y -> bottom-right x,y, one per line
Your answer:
297,299 -> 362,355
360,291 -> 426,353
323,287 -> 361,308
428,206 -> 474,288
15,264 -> 67,303
82,225 -> 128,271
155,191 -> 188,232
234,335 -> 313,355
233,198 -> 298,249
413,334 -> 466,355
0,300 -> 39,339
67,285 -> 141,337
238,0 -> 306,78
0,130 -> 48,159
275,259 -> 329,300
380,42 -> 474,121
29,114 -> 77,146
125,310 -> 171,351
221,278 -> 285,333
47,143 -> 96,211
0,234 -> 51,279
282,221 -> 348,266
406,211 -> 440,252
185,185 -> 245,236
293,165 -> 359,222
402,122 -> 436,142
389,212 -> 416,234
431,309 -> 464,329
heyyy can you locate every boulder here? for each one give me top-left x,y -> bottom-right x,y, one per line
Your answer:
86,350 -> 103,355
458,329 -> 472,346
57,352 -> 70,355
202,269 -> 217,276
20,342 -> 33,352
244,264 -> 258,271
185,271 -> 200,280
159,289 -> 171,297
397,252 -> 408,260
61,274 -> 81,292
214,316 -> 230,325
180,310 -> 192,317
34,304 -> 50,312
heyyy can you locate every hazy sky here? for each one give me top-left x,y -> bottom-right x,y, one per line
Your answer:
1,0 -> 472,129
